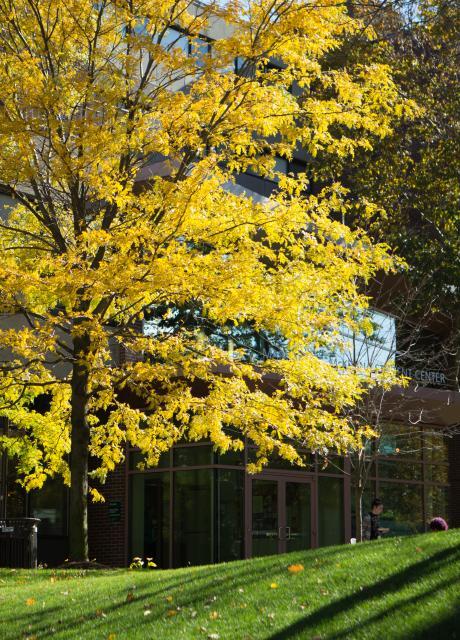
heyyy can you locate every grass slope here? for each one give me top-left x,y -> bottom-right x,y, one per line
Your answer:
0,530 -> 459,640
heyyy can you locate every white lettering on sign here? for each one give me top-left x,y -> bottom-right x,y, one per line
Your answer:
397,367 -> 447,386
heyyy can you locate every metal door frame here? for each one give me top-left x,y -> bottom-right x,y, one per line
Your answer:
245,470 -> 317,558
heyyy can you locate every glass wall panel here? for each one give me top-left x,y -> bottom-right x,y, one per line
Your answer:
424,433 -> 448,463
216,449 -> 244,466
425,465 -> 449,484
173,469 -> 213,567
318,477 -> 344,547
173,446 -> 213,467
318,456 -> 344,474
217,470 -> 244,562
248,449 -> 313,471
130,472 -> 170,568
379,482 -> 424,535
378,461 -> 423,481
314,310 -> 396,369
190,37 -> 211,67
378,424 -> 422,459
29,479 -> 67,536
426,485 -> 449,524
162,27 -> 189,54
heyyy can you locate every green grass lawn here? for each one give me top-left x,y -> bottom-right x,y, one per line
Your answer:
0,530 -> 459,640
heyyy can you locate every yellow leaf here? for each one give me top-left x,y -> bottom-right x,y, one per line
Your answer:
209,610 -> 219,620
270,583 -> 278,589
167,609 -> 177,617
25,598 -> 36,606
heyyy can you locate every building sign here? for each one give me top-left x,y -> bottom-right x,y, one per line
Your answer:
108,501 -> 122,524
397,367 -> 447,386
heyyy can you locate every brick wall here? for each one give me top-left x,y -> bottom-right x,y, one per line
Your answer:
88,458 -> 128,567
448,433 -> 460,528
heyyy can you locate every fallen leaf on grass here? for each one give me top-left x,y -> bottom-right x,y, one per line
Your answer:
288,564 -> 304,574
166,595 -> 173,603
209,611 -> 219,620
270,583 -> 278,589
144,610 -> 152,616
107,635 -> 116,640
96,609 -> 107,618
167,609 -> 177,617
25,598 -> 36,606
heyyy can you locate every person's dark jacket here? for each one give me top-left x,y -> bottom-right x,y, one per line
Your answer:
363,512 -> 380,540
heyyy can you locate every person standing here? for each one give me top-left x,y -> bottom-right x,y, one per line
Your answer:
363,498 -> 390,541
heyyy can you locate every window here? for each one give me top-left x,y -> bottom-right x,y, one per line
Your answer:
161,27 -> 190,55
378,460 -> 423,481
246,155 -> 290,183
426,485 -> 449,523
379,482 -> 424,535
318,477 -> 344,546
378,424 -> 422,459
29,479 -> 67,536
173,445 -> 213,467
315,309 -> 396,369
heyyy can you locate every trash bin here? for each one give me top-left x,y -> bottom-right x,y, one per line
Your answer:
0,518 -> 40,568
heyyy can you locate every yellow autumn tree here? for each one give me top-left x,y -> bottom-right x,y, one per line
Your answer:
0,0 -> 405,561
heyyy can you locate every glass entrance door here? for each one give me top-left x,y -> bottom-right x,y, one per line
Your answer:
285,481 -> 311,552
251,479 -> 280,556
250,476 -> 314,557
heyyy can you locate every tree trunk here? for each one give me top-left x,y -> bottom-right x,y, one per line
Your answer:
355,482 -> 364,542
69,332 -> 91,562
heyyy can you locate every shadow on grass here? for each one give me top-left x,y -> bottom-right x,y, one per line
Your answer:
1,557 -> 281,639
327,575 -> 460,640
408,609 -> 460,640
3,541 -> 459,640
267,543 -> 460,640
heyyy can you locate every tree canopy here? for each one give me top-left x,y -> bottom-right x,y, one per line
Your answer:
0,0 -> 406,559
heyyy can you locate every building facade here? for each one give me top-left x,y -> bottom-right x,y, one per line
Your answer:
1,387 -> 458,568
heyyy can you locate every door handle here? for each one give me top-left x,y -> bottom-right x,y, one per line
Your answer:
279,526 -> 291,540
